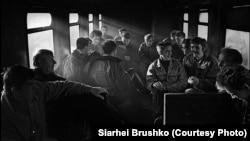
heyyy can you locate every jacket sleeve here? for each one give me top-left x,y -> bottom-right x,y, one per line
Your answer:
197,59 -> 219,92
39,81 -> 93,102
138,43 -> 144,56
63,55 -> 86,83
62,56 -> 74,80
114,64 -> 131,91
138,44 -> 150,64
162,62 -> 188,92
146,62 -> 157,91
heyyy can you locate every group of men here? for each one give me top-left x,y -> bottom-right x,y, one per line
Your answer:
144,30 -> 249,124
1,26 -> 250,141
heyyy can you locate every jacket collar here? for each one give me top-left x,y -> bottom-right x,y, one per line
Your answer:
155,58 -> 174,74
156,58 -> 172,67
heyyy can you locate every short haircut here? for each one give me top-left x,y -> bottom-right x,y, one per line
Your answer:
144,34 -> 153,41
176,31 -> 186,38
156,42 -> 172,54
33,49 -> 53,68
102,40 -> 117,54
190,37 -> 207,51
3,64 -> 35,93
89,30 -> 102,38
76,37 -> 90,49
170,30 -> 179,38
118,28 -> 127,32
220,48 -> 243,65
217,64 -> 249,91
123,32 -> 131,39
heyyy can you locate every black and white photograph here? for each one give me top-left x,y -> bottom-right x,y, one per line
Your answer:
1,0 -> 250,140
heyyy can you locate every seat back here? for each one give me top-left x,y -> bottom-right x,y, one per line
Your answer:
163,93 -> 241,125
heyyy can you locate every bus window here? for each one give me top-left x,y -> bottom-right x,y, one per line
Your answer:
69,13 -> 80,53
198,10 -> 208,40
27,13 -> 54,68
225,29 -> 250,69
183,13 -> 188,37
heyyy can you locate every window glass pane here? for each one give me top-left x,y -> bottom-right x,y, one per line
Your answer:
225,29 -> 250,68
89,14 -> 93,21
89,23 -> 93,35
27,13 -> 52,29
70,25 -> 80,53
183,22 -> 188,37
184,13 -> 188,21
69,13 -> 79,23
99,21 -> 102,30
198,25 -> 208,40
199,12 -> 208,23
28,30 -> 54,68
99,14 -> 102,20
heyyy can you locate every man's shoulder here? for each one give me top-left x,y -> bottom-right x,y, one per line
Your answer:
205,54 -> 218,63
149,59 -> 159,66
66,50 -> 81,59
140,42 -> 146,46
171,58 -> 182,64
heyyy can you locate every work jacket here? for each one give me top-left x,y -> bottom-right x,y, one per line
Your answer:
1,81 -> 92,141
146,58 -> 187,92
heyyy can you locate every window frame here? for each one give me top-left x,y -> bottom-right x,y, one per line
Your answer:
197,9 -> 209,40
183,12 -> 189,37
26,12 -> 55,68
69,13 -> 80,53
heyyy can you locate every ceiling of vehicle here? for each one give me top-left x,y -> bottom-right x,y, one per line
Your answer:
2,0 -> 250,11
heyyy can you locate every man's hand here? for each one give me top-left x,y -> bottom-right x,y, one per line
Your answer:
188,76 -> 199,86
152,82 -> 166,91
90,87 -> 109,100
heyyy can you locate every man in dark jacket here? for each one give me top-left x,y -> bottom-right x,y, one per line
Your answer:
138,34 -> 159,65
138,34 -> 159,83
1,64 -> 108,141
33,48 -> 120,141
216,64 -> 250,124
146,42 -> 187,124
89,40 -> 146,124
115,32 -> 139,71
63,37 -> 92,84
183,37 -> 219,93
33,49 -> 66,82
89,40 -> 131,100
